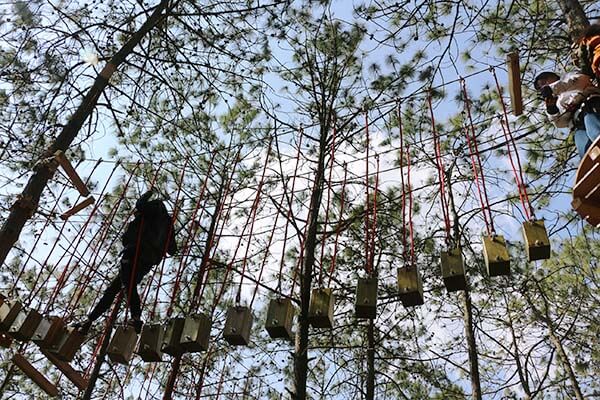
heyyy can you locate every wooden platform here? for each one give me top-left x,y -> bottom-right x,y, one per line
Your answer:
572,137 -> 600,226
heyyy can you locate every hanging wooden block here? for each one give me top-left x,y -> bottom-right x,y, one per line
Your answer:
41,349 -> 88,391
0,332 -> 12,348
53,150 -> 90,196
507,52 -> 523,116
522,220 -> 551,261
137,323 -> 165,362
440,247 -> 467,292
180,313 -> 212,353
59,196 -> 95,220
8,308 -> 43,341
355,277 -> 378,319
12,353 -> 59,397
107,325 -> 138,365
161,317 -> 185,356
32,317 -> 66,350
265,298 -> 295,340
397,266 -> 424,306
0,299 -> 23,331
49,327 -> 86,362
223,306 -> 253,346
482,234 -> 510,277
308,288 -> 335,328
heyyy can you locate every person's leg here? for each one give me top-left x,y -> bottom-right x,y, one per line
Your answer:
75,275 -> 121,333
574,128 -> 590,158
583,111 -> 600,149
120,258 -> 142,322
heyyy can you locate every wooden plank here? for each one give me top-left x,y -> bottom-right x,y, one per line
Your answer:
573,163 -> 600,199
41,349 -> 88,391
59,196 -> 95,220
507,52 -> 523,116
54,150 -> 90,196
572,197 -> 600,227
12,353 -> 59,397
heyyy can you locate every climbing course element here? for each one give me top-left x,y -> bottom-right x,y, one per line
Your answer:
54,150 -> 90,197
223,306 -> 253,345
572,136 -> 600,226
137,323 -> 165,362
507,52 -> 523,116
107,325 -> 138,365
308,288 -> 335,328
180,313 -> 212,353
49,326 -> 86,362
440,248 -> 467,292
162,317 -> 185,356
0,299 -> 23,331
482,235 -> 510,277
9,308 -> 43,341
59,196 -> 96,220
355,277 -> 378,319
522,220 -> 551,261
265,298 -> 295,339
32,316 -> 65,350
13,353 -> 59,397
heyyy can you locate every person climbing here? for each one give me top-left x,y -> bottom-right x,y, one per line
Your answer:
75,189 -> 177,334
534,70 -> 600,158
573,23 -> 600,80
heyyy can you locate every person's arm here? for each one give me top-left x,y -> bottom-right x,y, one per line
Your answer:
549,72 -> 592,94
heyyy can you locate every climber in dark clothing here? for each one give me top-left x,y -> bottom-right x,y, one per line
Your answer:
76,190 -> 177,334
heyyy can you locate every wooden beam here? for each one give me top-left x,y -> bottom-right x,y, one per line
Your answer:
507,52 -> 523,116
12,353 -> 59,397
59,196 -> 95,220
41,349 -> 88,391
54,150 -> 90,196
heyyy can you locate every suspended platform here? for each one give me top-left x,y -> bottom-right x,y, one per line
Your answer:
572,138 -> 600,227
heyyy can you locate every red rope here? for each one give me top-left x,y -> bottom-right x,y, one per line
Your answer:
407,145 -> 415,266
234,141 -> 272,304
370,155 -> 379,271
327,163 -> 348,288
491,67 -> 534,221
398,102 -> 408,264
461,79 -> 495,235
365,110 -> 371,274
276,132 -> 303,293
318,123 -> 337,287
427,93 -> 452,244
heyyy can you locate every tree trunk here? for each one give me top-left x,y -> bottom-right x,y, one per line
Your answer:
366,319 -> 375,400
0,0 -> 171,267
556,0 -> 590,40
294,124 -> 330,399
462,290 -> 482,400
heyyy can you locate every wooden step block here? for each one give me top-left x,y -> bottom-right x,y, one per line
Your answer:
162,318 -> 185,357
572,197 -> 600,227
32,317 -> 66,350
180,313 -> 212,353
223,306 -> 253,346
440,247 -> 467,292
397,266 -> 424,306
54,150 -> 90,196
308,288 -> 335,328
355,277 -> 378,319
49,327 -> 86,362
9,309 -> 43,341
522,220 -> 551,261
107,325 -> 138,365
482,234 -> 510,277
0,300 -> 23,332
13,353 -> 59,397
41,349 -> 88,391
138,323 -> 165,362
265,298 -> 295,340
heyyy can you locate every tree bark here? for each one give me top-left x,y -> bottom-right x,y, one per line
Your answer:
462,290 -> 482,400
556,0 -> 590,41
294,123 -> 330,399
0,0 -> 171,267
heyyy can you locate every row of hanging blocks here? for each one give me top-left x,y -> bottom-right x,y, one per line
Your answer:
0,297 -> 85,362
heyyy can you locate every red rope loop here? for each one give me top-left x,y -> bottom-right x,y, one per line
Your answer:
327,162 -> 347,288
